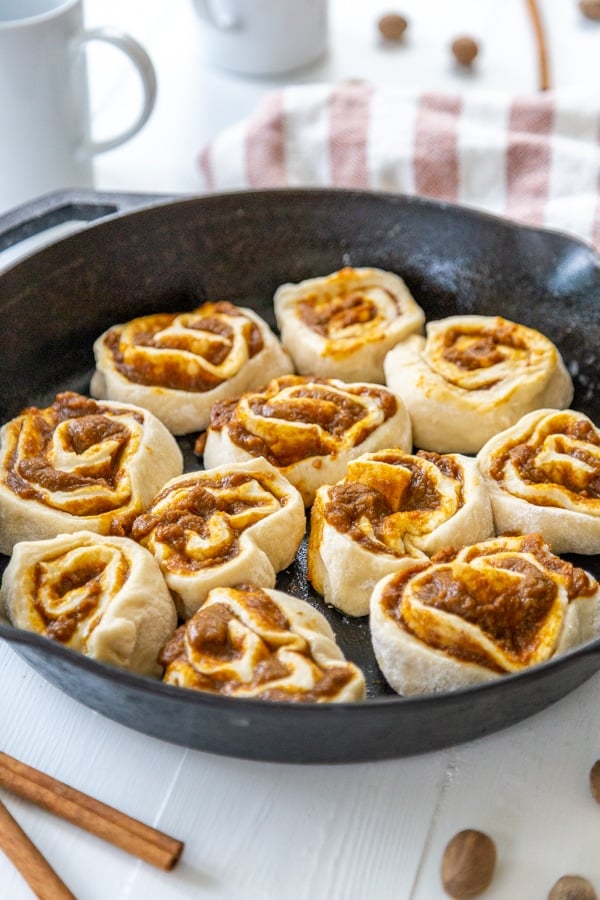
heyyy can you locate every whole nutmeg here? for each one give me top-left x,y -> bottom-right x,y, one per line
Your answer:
378,12 -> 409,41
548,874 -> 598,900
440,829 -> 496,898
451,35 -> 480,66
589,759 -> 600,803
579,0 -> 600,21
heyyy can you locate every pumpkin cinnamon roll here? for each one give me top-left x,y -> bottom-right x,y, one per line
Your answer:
160,584 -> 366,702
273,267 -> 425,383
91,301 -> 293,435
384,315 -> 573,454
0,392 -> 183,555
0,531 -> 177,677
477,408 -> 600,554
370,533 -> 600,695
202,375 -> 412,506
130,458 -> 305,619
308,449 -> 493,616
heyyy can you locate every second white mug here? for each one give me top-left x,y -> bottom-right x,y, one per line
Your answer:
192,0 -> 328,76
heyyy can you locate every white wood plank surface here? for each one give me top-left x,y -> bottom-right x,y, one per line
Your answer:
412,672 -> 600,898
1,642 -> 448,899
4,632 -> 600,898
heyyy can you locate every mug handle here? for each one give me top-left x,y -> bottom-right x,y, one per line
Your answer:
192,0 -> 239,29
80,27 -> 157,155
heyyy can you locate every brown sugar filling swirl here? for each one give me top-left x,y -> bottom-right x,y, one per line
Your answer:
209,375 -> 398,467
430,318 -> 552,391
103,302 -> 264,392
31,543 -> 131,646
131,470 -> 289,574
160,584 -> 363,702
2,392 -> 144,518
297,283 -> 399,342
488,410 -> 600,509
382,534 -> 597,671
323,451 -> 464,556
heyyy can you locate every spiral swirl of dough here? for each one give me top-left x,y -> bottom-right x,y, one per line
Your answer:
274,267 -> 425,382
131,458 -> 306,619
308,449 -> 493,616
0,531 -> 177,676
99,303 -> 266,390
91,302 -> 293,434
0,392 -> 183,554
160,584 -> 366,702
384,315 -> 573,454
203,375 -> 412,505
477,408 -> 600,553
370,534 -> 600,695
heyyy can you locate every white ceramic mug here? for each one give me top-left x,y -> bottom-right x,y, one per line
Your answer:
0,0 -> 157,211
192,0 -> 328,76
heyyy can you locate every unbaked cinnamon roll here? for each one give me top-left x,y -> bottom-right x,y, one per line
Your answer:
91,301 -> 293,435
477,408 -> 600,554
0,392 -> 183,555
273,267 -> 425,383
0,531 -> 177,677
202,375 -> 412,506
383,315 -> 573,454
370,533 -> 600,696
308,449 -> 493,616
130,458 -> 306,619
160,584 -> 366,702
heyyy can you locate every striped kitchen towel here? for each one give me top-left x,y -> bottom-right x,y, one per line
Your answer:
199,83 -> 600,252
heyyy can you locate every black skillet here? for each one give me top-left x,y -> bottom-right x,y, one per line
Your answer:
1,187 -> 600,764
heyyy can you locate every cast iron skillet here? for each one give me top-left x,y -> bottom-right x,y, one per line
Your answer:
1,187 -> 600,764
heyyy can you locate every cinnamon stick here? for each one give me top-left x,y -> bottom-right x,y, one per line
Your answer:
0,798 -> 75,899
0,752 -> 184,871
524,0 -> 552,91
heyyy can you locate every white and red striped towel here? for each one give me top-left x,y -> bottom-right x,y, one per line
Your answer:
199,83 -> 600,252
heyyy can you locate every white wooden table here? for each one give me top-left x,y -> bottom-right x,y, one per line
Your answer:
2,2 -> 600,897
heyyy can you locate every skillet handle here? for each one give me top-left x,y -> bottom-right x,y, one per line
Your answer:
0,188 -> 179,257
